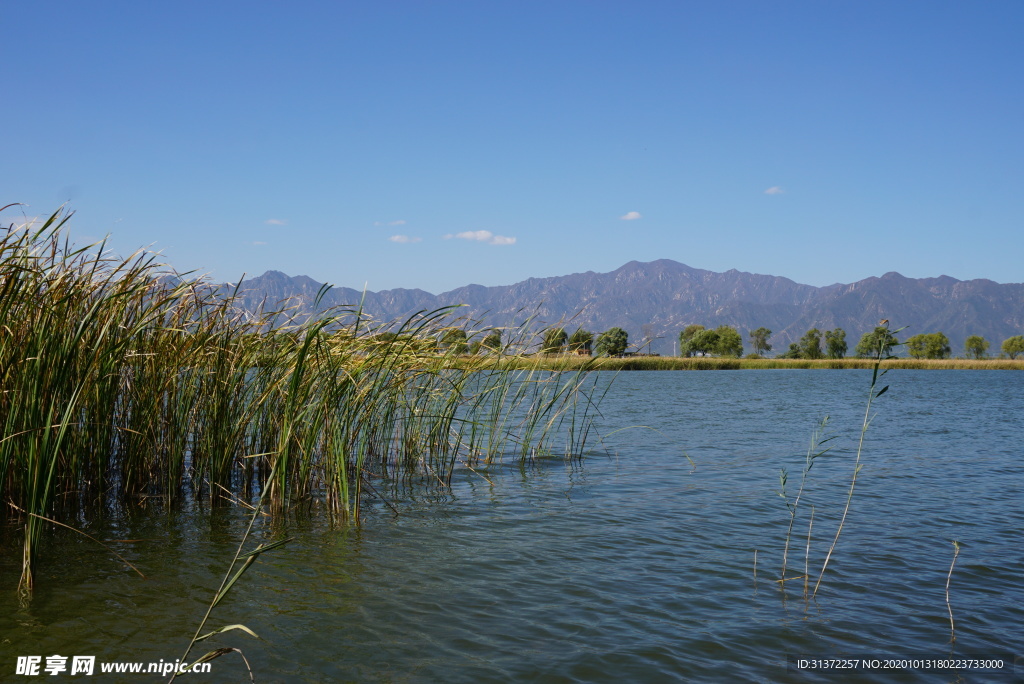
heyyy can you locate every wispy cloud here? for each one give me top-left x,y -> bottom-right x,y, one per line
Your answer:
375,219 -> 407,226
388,234 -> 422,243
763,186 -> 784,195
251,241 -> 267,246
619,211 -> 642,221
442,230 -> 517,246
265,218 -> 288,225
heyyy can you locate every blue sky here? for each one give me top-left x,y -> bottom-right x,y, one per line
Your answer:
4,1 -> 1022,293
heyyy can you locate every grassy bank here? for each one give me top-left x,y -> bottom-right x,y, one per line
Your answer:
478,355 -> 1024,371
1,208 -> 601,594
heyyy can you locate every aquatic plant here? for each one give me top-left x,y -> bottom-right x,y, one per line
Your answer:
946,540 -> 962,643
0,206 -> 602,595
778,416 -> 834,584
171,458 -> 292,682
772,323 -> 904,598
812,324 -> 904,598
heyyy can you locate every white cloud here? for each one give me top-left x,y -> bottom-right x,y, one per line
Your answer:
388,234 -> 422,243
375,219 -> 407,226
450,230 -> 492,241
265,218 -> 288,225
620,211 -> 642,221
443,230 -> 516,245
763,186 -> 784,195
251,241 -> 267,246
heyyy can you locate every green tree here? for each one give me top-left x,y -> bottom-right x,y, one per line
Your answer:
687,328 -> 720,356
824,328 -> 847,359
906,332 -> 951,359
595,327 -> 629,356
854,327 -> 900,358
679,324 -> 705,357
1002,335 -> 1024,360
481,329 -> 502,353
541,327 -> 568,354
567,328 -> 593,355
439,328 -> 468,355
778,343 -> 802,359
905,334 -> 927,359
799,328 -> 824,360
713,325 -> 743,357
964,335 -> 989,360
748,327 -> 772,356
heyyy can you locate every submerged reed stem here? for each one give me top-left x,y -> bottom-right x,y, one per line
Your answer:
804,505 -> 814,597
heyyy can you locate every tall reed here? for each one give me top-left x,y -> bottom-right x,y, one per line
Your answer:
811,324 -> 903,598
0,207 -> 602,594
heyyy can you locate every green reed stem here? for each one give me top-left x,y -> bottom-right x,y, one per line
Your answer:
779,416 -> 833,585
946,540 -> 962,643
812,325 -> 901,598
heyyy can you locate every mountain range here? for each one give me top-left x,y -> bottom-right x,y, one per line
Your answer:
222,260 -> 1024,356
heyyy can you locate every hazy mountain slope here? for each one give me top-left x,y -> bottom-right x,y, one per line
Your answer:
224,261 -> 1024,356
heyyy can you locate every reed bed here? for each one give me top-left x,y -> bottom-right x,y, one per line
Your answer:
1,208 -> 601,595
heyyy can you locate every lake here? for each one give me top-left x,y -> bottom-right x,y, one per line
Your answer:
2,370 -> 1022,682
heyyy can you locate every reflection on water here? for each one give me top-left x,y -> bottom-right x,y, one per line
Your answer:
2,371 -> 1022,682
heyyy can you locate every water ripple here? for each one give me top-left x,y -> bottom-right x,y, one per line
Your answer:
1,370 -> 1021,682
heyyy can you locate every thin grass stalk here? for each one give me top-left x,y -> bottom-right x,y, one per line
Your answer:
812,326 -> 901,598
779,416 -> 833,585
946,540 -> 961,643
804,505 -> 814,597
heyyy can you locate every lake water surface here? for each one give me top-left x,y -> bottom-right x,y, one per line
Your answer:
2,370 -> 1022,682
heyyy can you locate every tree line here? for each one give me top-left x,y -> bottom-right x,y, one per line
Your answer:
430,325 -> 1024,360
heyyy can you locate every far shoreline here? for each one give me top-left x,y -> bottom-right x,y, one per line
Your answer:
480,356 -> 1024,371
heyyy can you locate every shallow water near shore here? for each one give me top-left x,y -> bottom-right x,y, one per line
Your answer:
2,370 -> 1022,682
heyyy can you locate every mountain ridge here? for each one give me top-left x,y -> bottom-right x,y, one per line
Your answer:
224,260 -> 1024,356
